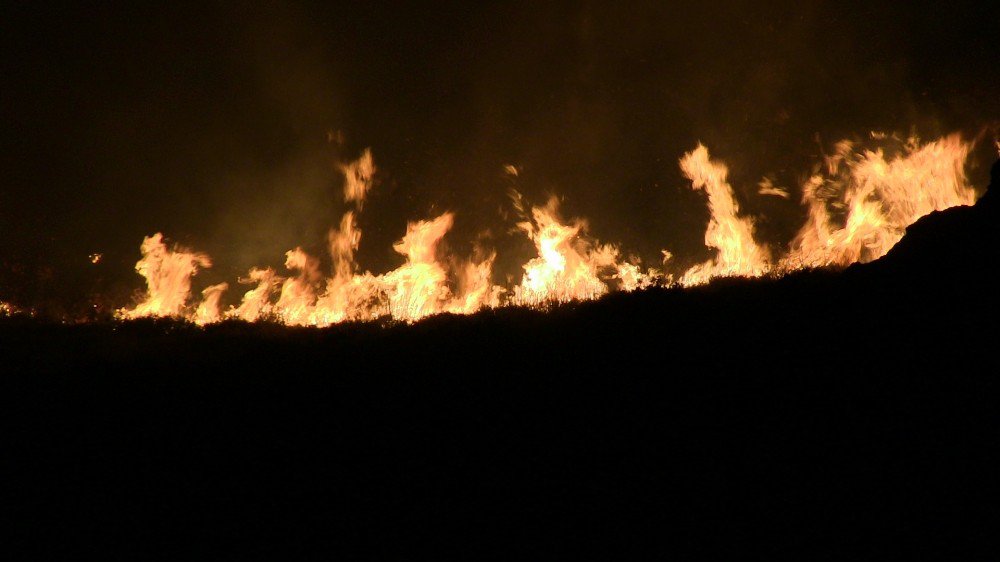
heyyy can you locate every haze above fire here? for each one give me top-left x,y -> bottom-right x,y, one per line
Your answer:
2,2 -> 997,316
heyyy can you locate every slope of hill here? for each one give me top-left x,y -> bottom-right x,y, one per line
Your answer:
2,168 -> 998,558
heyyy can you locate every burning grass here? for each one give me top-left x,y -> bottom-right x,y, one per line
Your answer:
106,131 -> 977,328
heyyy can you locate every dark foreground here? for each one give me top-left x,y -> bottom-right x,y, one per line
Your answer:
3,196 -> 999,559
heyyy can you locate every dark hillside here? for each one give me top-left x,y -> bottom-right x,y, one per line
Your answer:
3,175 -> 999,558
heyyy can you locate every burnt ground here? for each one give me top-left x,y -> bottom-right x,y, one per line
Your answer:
2,195 -> 999,559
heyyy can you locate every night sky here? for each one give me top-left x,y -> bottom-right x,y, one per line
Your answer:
2,1 -> 998,313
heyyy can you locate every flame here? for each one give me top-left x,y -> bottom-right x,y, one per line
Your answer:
274,248 -> 322,325
679,144 -> 770,285
615,262 -> 661,292
216,212 -> 500,325
230,267 -> 279,322
781,133 -> 974,269
210,149 -> 499,325
114,131 -> 981,326
512,196 -> 656,305
446,250 -> 503,314
119,233 -> 211,319
341,148 -> 375,209
308,211 -> 374,325
758,178 -> 790,199
382,213 -> 456,320
193,283 -> 228,326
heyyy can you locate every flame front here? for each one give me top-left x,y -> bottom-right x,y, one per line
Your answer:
118,131 -> 981,326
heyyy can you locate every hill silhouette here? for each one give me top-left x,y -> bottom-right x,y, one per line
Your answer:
859,157 -> 1000,292
3,168 -> 999,558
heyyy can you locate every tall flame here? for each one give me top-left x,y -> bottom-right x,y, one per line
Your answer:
119,233 -> 211,319
679,144 -> 770,286
271,248 -> 320,324
382,213 -> 455,320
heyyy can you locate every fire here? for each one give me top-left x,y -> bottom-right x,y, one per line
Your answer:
173,149 -> 502,326
512,197 -> 612,305
678,144 -> 771,286
230,267 -> 279,322
222,149 -> 381,326
511,196 -> 655,305
193,283 -> 228,326
382,213 -> 455,320
446,250 -> 503,314
216,212 -> 501,325
118,233 -> 211,320
310,211 -> 374,325
341,148 -> 375,209
781,133 -> 974,270
274,248 -> 322,325
116,131 -> 981,326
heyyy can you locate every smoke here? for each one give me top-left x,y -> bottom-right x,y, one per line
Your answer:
2,1 -> 998,316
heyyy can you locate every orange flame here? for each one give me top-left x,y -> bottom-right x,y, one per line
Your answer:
381,213 -> 455,320
782,133 -> 974,269
193,283 -> 228,326
230,267 -> 279,322
119,233 -> 212,319
513,197 -> 613,305
679,144 -> 770,285
341,148 -> 375,210
512,196 -> 657,305
117,132 -> 981,326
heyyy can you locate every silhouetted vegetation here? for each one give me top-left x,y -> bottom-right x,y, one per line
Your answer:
3,191 -> 998,558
